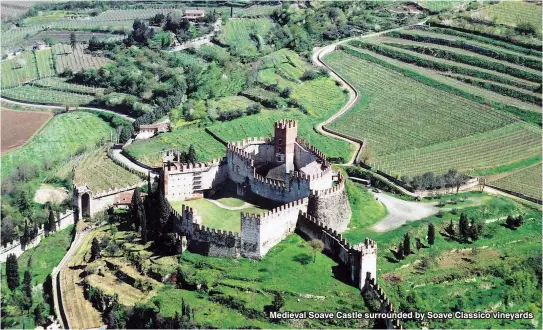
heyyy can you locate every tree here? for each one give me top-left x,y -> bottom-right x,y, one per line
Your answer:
272,292 -> 284,312
70,32 -> 77,50
397,242 -> 404,260
21,219 -> 31,246
34,302 -> 46,325
140,205 -> 148,244
119,125 -> 133,143
6,253 -> 19,291
515,22 -> 537,35
403,233 -> 411,256
415,238 -> 422,251
428,223 -> 435,245
130,187 -> 142,230
506,215 -> 516,228
1,217 -> 18,246
23,270 -> 33,302
459,213 -> 469,240
470,219 -> 485,241
47,208 -> 56,232
90,238 -> 101,261
150,13 -> 166,26
514,215 -> 524,227
309,239 -> 324,263
446,218 -> 455,235
187,145 -> 197,164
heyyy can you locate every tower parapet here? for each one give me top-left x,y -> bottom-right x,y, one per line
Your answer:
274,119 -> 297,172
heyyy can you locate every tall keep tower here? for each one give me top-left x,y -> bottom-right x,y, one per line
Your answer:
274,119 -> 297,172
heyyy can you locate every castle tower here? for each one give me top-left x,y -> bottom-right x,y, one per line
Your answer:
274,119 -> 297,172
356,237 -> 377,290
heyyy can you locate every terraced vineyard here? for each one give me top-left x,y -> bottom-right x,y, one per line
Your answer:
345,35 -> 541,113
324,51 -> 516,155
376,123 -> 541,177
1,112 -> 113,179
1,85 -> 95,105
323,22 -> 542,198
490,164 -> 542,200
73,147 -> 143,193
482,0 -> 542,32
1,51 -> 39,88
30,77 -> 106,96
53,43 -> 111,73
218,18 -> 275,57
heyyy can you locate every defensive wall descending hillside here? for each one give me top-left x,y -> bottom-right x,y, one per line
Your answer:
0,210 -> 75,261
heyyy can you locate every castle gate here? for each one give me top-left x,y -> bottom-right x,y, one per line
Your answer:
81,193 -> 90,218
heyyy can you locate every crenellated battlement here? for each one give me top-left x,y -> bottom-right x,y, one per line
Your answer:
310,171 -> 345,196
241,213 -> 262,225
227,137 -> 272,151
226,146 -> 255,166
275,119 -> 297,129
253,173 -> 287,189
164,157 -> 224,173
295,136 -> 327,163
299,211 -> 353,250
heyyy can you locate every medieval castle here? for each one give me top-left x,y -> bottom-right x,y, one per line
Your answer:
161,120 -> 378,289
72,120 -> 380,293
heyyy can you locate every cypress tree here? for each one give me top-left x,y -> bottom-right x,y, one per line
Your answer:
157,192 -> 171,232
23,270 -> 33,302
140,205 -> 148,244
130,187 -> 142,231
459,213 -> 469,240
506,215 -> 515,227
34,302 -> 46,325
397,242 -> 404,260
90,238 -> 101,261
403,232 -> 411,256
187,145 -> 197,164
514,215 -> 524,227
6,253 -> 19,291
48,208 -> 56,232
428,223 -> 435,245
21,219 -> 30,246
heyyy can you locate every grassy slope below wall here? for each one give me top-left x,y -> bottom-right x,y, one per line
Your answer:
352,191 -> 541,328
1,225 -> 74,329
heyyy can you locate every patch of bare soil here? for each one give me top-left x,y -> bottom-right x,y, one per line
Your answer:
1,109 -> 52,154
34,184 -> 69,204
438,248 -> 498,269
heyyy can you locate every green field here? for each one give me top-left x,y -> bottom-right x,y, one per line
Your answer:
125,127 -> 226,167
171,199 -> 268,232
1,112 -> 113,179
218,18 -> 275,57
1,52 -> 39,88
482,1 -> 542,32
209,95 -> 257,113
415,0 -> 469,12
1,226 -> 74,329
489,164 -> 542,200
73,147 -> 143,193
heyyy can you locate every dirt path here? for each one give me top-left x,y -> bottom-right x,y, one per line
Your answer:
371,192 -> 439,232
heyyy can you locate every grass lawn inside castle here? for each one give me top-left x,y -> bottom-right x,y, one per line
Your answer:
170,198 -> 268,233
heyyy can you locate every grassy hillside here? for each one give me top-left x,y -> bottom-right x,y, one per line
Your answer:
1,112 -> 113,179
218,18 -> 275,57
1,226 -> 74,329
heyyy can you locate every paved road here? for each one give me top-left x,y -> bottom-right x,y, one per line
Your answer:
311,24 -> 425,165
1,97 -> 136,122
110,148 -> 159,177
371,192 -> 439,232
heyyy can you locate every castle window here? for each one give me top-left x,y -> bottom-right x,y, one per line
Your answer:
278,138 -> 282,144
278,147 -> 282,153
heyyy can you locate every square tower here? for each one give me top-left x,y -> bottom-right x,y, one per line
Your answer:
274,120 -> 297,172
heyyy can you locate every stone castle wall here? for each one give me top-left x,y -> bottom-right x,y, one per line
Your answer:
0,210 -> 75,262
308,173 -> 352,232
164,159 -> 228,201
255,198 -> 309,256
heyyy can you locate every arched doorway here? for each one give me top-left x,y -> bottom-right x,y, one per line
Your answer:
81,193 -> 90,218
